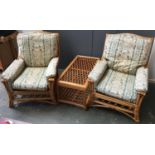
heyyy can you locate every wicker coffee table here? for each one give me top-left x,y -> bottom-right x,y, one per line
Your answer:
58,55 -> 99,109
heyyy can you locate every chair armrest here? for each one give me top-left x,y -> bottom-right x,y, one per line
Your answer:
88,59 -> 108,85
1,58 -> 25,82
46,57 -> 59,78
135,67 -> 148,93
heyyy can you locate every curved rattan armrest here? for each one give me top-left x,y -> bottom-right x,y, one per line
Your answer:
46,57 -> 59,78
88,59 -> 108,86
1,58 -> 25,82
135,67 -> 148,93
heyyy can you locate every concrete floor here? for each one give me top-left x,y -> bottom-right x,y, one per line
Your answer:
0,73 -> 155,124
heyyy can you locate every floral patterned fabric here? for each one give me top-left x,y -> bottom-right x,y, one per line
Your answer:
102,33 -> 153,75
45,57 -> 59,78
17,31 -> 59,67
96,69 -> 137,102
12,67 -> 48,90
88,59 -> 107,86
135,67 -> 148,92
1,59 -> 25,82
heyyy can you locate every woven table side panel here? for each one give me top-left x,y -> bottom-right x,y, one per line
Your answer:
58,86 -> 87,104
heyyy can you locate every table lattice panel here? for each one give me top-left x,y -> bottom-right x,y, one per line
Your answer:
60,57 -> 97,85
58,87 -> 87,104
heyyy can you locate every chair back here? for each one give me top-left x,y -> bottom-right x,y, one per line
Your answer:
17,31 -> 59,67
102,33 -> 154,74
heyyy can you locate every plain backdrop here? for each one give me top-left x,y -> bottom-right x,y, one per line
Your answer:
0,0 -> 155,155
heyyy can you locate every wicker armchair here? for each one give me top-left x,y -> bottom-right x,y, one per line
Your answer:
88,33 -> 154,122
1,31 -> 60,107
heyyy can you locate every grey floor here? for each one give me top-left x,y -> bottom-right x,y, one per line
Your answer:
0,73 -> 155,124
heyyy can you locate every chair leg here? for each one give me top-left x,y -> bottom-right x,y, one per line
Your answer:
133,110 -> 140,123
133,94 -> 144,123
52,81 -> 57,103
9,96 -> 14,108
54,73 -> 59,103
2,80 -> 14,108
48,78 -> 57,103
52,91 -> 56,103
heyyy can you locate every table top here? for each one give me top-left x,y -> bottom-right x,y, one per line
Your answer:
58,55 -> 99,90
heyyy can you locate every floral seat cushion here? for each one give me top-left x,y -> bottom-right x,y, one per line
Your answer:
96,69 -> 137,102
12,67 -> 48,91
102,33 -> 153,74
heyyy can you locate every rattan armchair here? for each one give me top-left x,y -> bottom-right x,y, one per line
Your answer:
88,33 -> 154,122
1,31 -> 60,107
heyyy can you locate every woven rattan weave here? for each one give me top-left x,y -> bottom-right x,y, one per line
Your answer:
58,55 -> 99,109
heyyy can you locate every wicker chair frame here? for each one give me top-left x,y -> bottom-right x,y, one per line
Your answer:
89,34 -> 154,122
1,31 -> 60,108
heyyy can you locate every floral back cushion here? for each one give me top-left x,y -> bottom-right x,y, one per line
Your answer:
17,31 -> 59,67
102,33 -> 154,74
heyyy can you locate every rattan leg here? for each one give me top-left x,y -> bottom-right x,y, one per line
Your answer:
9,98 -> 14,108
85,80 -> 94,110
133,94 -> 144,122
2,80 -> 14,108
54,73 -> 59,103
48,78 -> 57,103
